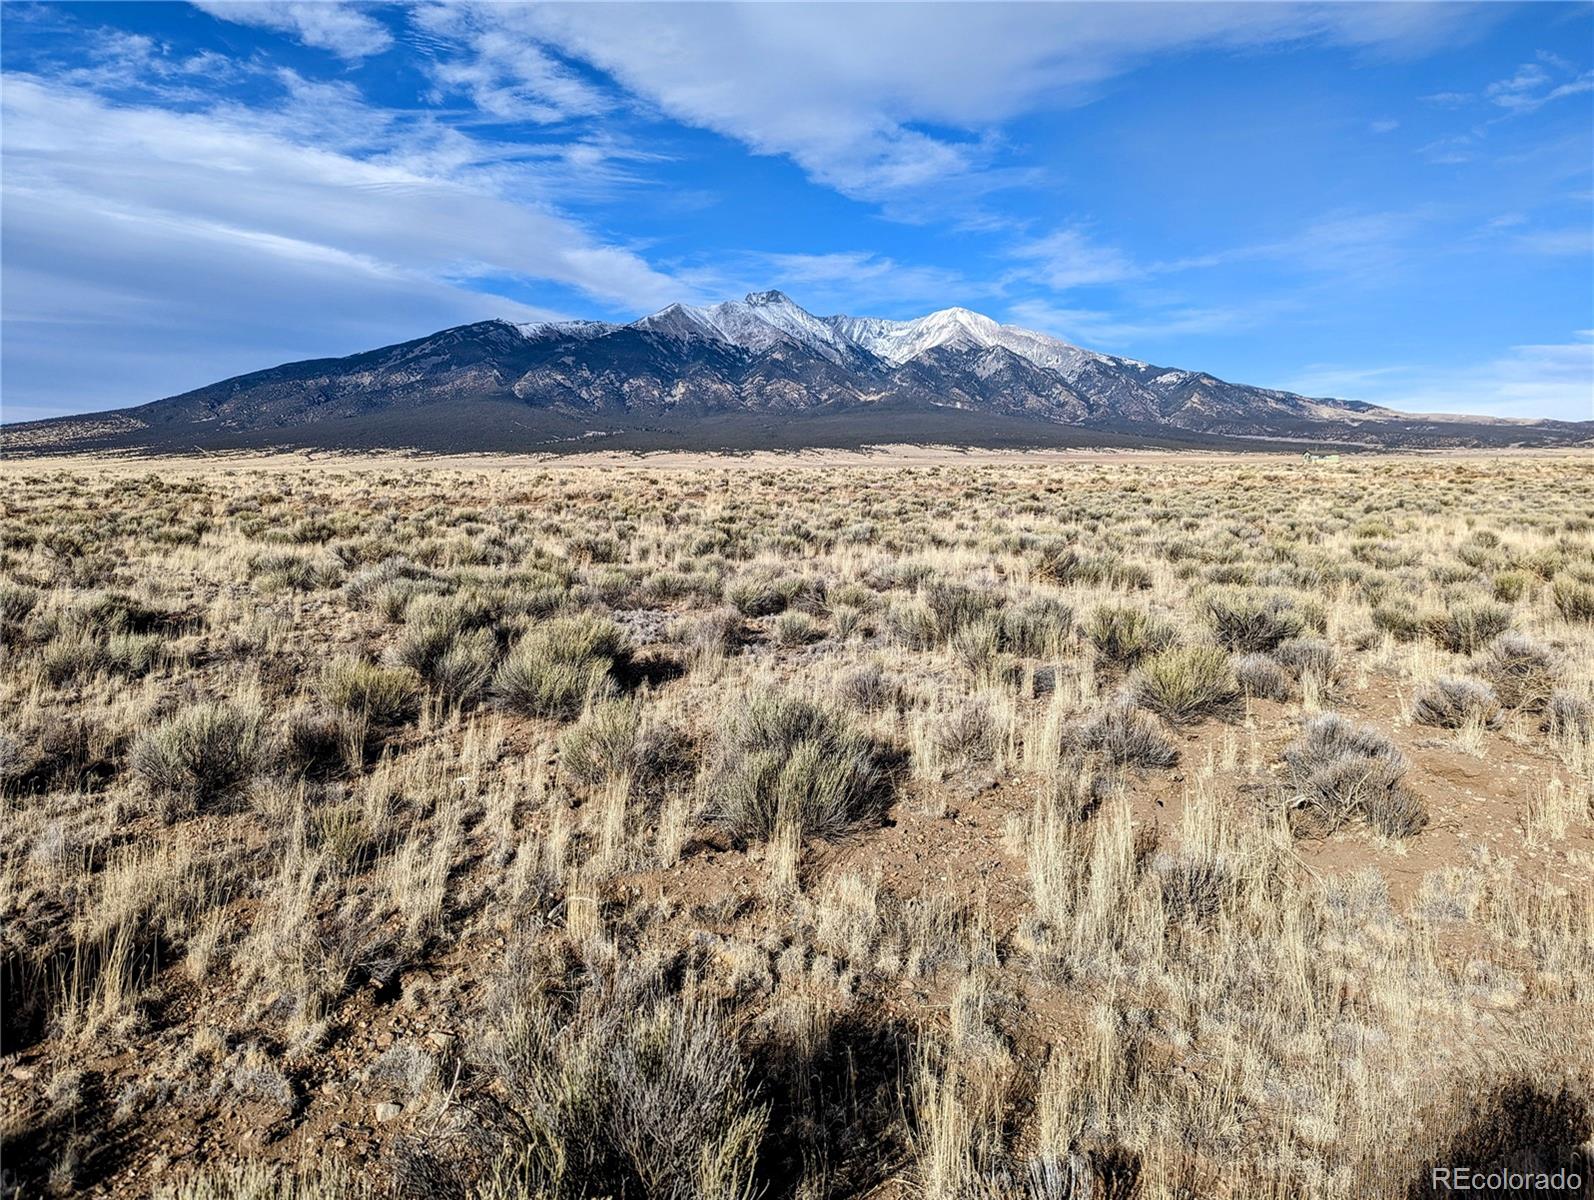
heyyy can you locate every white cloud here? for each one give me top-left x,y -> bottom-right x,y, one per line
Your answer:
1007,299 -> 1274,348
1418,51 -> 1591,164
1419,132 -> 1478,165
191,1 -> 392,61
446,2 -> 1490,205
1165,210 -> 1424,279
1001,209 -> 1421,305
994,210 -> 1423,361
0,74 -> 687,417
1258,211 -> 1424,275
2,77 -> 679,305
1286,334 -> 1594,421
1485,60 -> 1594,113
44,25 -> 256,101
0,201 -> 558,420
1487,62 -> 1554,109
1370,118 -> 1400,134
1006,227 -> 1140,291
412,4 -> 611,123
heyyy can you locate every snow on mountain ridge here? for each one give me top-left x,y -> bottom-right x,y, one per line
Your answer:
628,291 -> 858,365
512,318 -> 616,340
828,306 -> 1132,376
698,290 -> 859,363
615,291 -> 1144,378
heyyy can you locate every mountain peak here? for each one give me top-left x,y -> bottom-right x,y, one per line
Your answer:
916,306 -> 1003,343
577,292 -> 1124,376
826,302 -> 1101,372
631,291 -> 859,364
924,305 -> 990,324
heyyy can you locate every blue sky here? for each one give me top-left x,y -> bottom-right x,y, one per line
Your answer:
2,1 -> 1591,422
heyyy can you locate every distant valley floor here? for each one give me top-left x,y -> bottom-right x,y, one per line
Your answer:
5,394 -> 1590,460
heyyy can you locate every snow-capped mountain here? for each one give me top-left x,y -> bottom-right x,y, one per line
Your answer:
829,305 -> 1119,376
7,291 -> 1589,455
524,292 -> 1125,377
630,291 -> 866,367
501,290 -> 1390,431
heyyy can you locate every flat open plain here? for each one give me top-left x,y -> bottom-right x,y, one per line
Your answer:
2,450 -> 1591,1198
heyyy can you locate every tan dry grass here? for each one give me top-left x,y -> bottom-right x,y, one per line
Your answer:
1,451 -> 1591,1198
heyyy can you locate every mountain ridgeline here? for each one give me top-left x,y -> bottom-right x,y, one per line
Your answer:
7,291 -> 1589,454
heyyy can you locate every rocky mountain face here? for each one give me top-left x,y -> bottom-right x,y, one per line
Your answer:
6,291 -> 1590,453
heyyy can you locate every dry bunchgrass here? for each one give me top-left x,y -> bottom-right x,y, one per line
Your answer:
492,612 -> 626,718
1,452 -> 1590,1198
1132,643 -> 1240,724
706,689 -> 894,843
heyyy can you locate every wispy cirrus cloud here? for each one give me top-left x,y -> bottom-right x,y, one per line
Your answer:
445,2 -> 1493,209
0,69 -> 688,416
190,1 -> 391,61
1286,333 -> 1594,420
1005,227 -> 1141,291
1227,211 -> 1427,277
1,75 -> 684,305
1007,298 -> 1285,349
1419,49 -> 1593,162
411,3 -> 612,123
1485,58 -> 1594,113
1004,209 -> 1424,304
